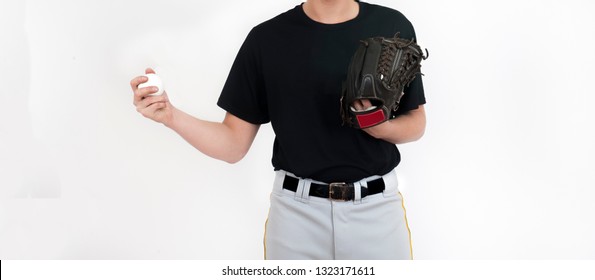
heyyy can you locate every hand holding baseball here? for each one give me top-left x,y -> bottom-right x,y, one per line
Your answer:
131,68 -> 174,126
138,73 -> 164,96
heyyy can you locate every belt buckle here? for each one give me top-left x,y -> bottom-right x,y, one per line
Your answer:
329,182 -> 351,201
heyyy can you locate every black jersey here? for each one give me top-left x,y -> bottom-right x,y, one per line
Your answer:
217,1 -> 426,182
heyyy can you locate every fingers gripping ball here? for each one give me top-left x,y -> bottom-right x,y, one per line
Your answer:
138,73 -> 164,96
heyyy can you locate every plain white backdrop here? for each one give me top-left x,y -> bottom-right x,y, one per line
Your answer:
1,0 -> 594,259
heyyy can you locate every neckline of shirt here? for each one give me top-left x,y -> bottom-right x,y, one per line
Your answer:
295,1 -> 368,29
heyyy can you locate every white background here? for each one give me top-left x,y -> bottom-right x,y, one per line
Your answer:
1,0 -> 594,259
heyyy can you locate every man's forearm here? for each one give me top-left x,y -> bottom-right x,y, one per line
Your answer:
165,108 -> 259,163
364,106 -> 426,144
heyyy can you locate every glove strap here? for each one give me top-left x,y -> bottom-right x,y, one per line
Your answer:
355,109 -> 386,128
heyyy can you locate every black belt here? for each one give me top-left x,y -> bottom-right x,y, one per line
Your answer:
282,175 -> 385,201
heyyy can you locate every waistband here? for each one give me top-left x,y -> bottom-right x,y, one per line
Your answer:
273,169 -> 399,203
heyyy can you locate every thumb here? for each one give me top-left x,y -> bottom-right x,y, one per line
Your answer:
145,67 -> 156,74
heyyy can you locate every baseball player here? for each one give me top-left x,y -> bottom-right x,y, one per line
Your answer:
131,0 -> 426,260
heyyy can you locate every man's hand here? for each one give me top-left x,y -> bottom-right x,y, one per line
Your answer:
350,99 -> 373,112
131,68 -> 174,126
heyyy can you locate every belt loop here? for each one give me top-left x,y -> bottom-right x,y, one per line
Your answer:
294,178 -> 304,201
353,181 -> 363,204
301,179 -> 312,203
294,178 -> 311,204
275,170 -> 287,192
360,179 -> 369,190
382,169 -> 399,195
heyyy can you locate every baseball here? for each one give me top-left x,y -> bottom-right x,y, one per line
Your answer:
138,73 -> 164,96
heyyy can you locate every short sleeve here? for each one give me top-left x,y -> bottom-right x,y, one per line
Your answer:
217,28 -> 270,124
394,19 -> 426,115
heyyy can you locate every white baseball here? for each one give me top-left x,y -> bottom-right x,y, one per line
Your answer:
138,73 -> 164,96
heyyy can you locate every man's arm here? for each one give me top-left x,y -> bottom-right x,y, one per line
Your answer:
132,68 -> 260,164
361,105 -> 426,144
166,110 -> 259,163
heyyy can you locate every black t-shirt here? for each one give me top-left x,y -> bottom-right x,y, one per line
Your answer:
217,1 -> 425,182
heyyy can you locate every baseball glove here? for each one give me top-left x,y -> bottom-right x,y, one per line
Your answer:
341,33 -> 428,129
